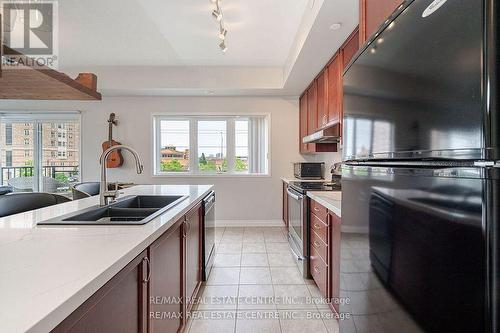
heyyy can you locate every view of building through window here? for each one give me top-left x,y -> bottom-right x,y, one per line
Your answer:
0,120 -> 80,195
198,120 -> 227,173
159,120 -> 190,172
156,116 -> 267,175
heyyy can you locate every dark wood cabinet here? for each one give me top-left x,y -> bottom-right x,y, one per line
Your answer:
184,204 -> 202,314
317,70 -> 328,129
360,0 -> 403,45
329,212 -> 341,314
52,251 -> 148,333
307,81 -> 318,134
149,219 -> 184,333
299,93 -> 309,154
298,26 -> 360,154
282,181 -> 289,228
327,54 -> 342,127
309,198 -> 342,315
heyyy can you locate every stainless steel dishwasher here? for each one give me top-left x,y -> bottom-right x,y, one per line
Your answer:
202,191 -> 216,281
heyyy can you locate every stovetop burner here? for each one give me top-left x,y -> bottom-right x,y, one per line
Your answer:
289,181 -> 341,194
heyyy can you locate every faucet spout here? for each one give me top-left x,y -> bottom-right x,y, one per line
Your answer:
99,145 -> 143,206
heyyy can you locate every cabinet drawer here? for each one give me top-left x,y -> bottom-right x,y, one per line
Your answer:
310,200 -> 328,222
310,245 -> 328,298
311,229 -> 328,263
310,214 -> 328,244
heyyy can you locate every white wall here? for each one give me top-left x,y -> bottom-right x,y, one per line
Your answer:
0,96 -> 340,222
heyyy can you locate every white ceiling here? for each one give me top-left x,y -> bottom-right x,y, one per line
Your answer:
59,0 -> 308,67
56,0 -> 359,96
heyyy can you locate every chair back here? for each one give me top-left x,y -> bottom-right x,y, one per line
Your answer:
0,192 -> 71,218
72,182 -> 100,200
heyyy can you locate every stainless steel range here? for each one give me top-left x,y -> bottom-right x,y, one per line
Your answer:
287,181 -> 340,278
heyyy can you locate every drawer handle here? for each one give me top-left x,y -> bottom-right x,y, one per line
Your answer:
313,241 -> 320,247
314,223 -> 321,229
314,207 -> 320,212
143,257 -> 151,283
313,266 -> 320,274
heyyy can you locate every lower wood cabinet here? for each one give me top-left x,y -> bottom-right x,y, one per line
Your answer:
309,198 -> 342,314
149,219 -> 184,333
52,201 -> 204,333
52,250 -> 149,333
184,204 -> 202,314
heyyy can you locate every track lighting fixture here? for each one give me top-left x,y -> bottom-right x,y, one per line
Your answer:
211,0 -> 228,52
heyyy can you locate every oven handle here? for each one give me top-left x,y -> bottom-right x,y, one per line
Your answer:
288,240 -> 306,261
287,188 -> 303,201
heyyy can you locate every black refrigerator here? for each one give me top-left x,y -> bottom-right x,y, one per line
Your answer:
340,0 -> 498,332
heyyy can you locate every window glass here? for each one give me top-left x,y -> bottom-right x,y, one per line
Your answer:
235,120 -> 249,172
0,123 -> 35,192
41,122 -> 80,195
159,120 -> 190,172
198,120 -> 227,173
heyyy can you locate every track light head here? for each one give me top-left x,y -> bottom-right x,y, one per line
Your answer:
219,27 -> 227,40
219,41 -> 227,52
212,10 -> 222,21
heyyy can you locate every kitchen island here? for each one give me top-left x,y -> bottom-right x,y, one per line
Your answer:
0,184 -> 213,333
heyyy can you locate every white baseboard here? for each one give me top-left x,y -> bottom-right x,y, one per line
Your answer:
216,219 -> 284,227
341,225 -> 369,234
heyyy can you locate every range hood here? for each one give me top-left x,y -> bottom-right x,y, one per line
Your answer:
302,123 -> 341,144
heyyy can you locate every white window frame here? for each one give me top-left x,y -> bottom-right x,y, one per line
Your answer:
0,111 -> 82,191
153,114 -> 270,177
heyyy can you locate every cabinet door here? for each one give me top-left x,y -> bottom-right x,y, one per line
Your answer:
360,0 -> 402,44
327,55 -> 341,126
317,70 -> 328,129
342,29 -> 360,68
52,251 -> 148,333
149,219 -> 184,333
299,93 -> 309,154
185,204 -> 202,314
329,212 -> 341,314
307,81 -> 318,134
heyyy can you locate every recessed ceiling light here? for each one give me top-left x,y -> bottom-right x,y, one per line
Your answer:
370,47 -> 377,54
377,38 -> 384,44
329,23 -> 342,31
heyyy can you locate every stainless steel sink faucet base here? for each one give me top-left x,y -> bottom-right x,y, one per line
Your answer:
99,145 -> 144,206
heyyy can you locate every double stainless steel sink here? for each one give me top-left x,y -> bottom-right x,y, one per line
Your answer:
38,195 -> 188,225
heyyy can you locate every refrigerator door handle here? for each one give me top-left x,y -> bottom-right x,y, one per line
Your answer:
474,161 -> 495,167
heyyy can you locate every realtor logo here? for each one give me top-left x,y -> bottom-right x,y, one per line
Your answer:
1,0 -> 58,67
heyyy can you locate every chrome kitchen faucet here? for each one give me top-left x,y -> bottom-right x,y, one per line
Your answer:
99,145 -> 144,206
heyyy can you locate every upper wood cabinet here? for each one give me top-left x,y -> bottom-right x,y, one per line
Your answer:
299,93 -> 309,154
342,29 -> 360,68
359,0 -> 403,45
307,81 -> 318,134
317,70 -> 328,129
327,54 -> 342,127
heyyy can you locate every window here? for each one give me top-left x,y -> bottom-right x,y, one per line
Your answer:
5,124 -> 12,145
0,112 -> 80,195
154,115 -> 269,175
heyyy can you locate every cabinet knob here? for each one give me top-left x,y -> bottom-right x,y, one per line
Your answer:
314,266 -> 320,274
313,241 -> 320,247
314,223 -> 320,229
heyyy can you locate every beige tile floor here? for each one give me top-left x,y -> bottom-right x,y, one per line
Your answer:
186,226 -> 340,333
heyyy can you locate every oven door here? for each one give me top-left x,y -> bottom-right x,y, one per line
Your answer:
287,187 -> 309,277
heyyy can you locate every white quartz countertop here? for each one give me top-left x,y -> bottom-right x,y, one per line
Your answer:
281,177 -> 326,184
307,191 -> 342,217
0,184 -> 213,333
